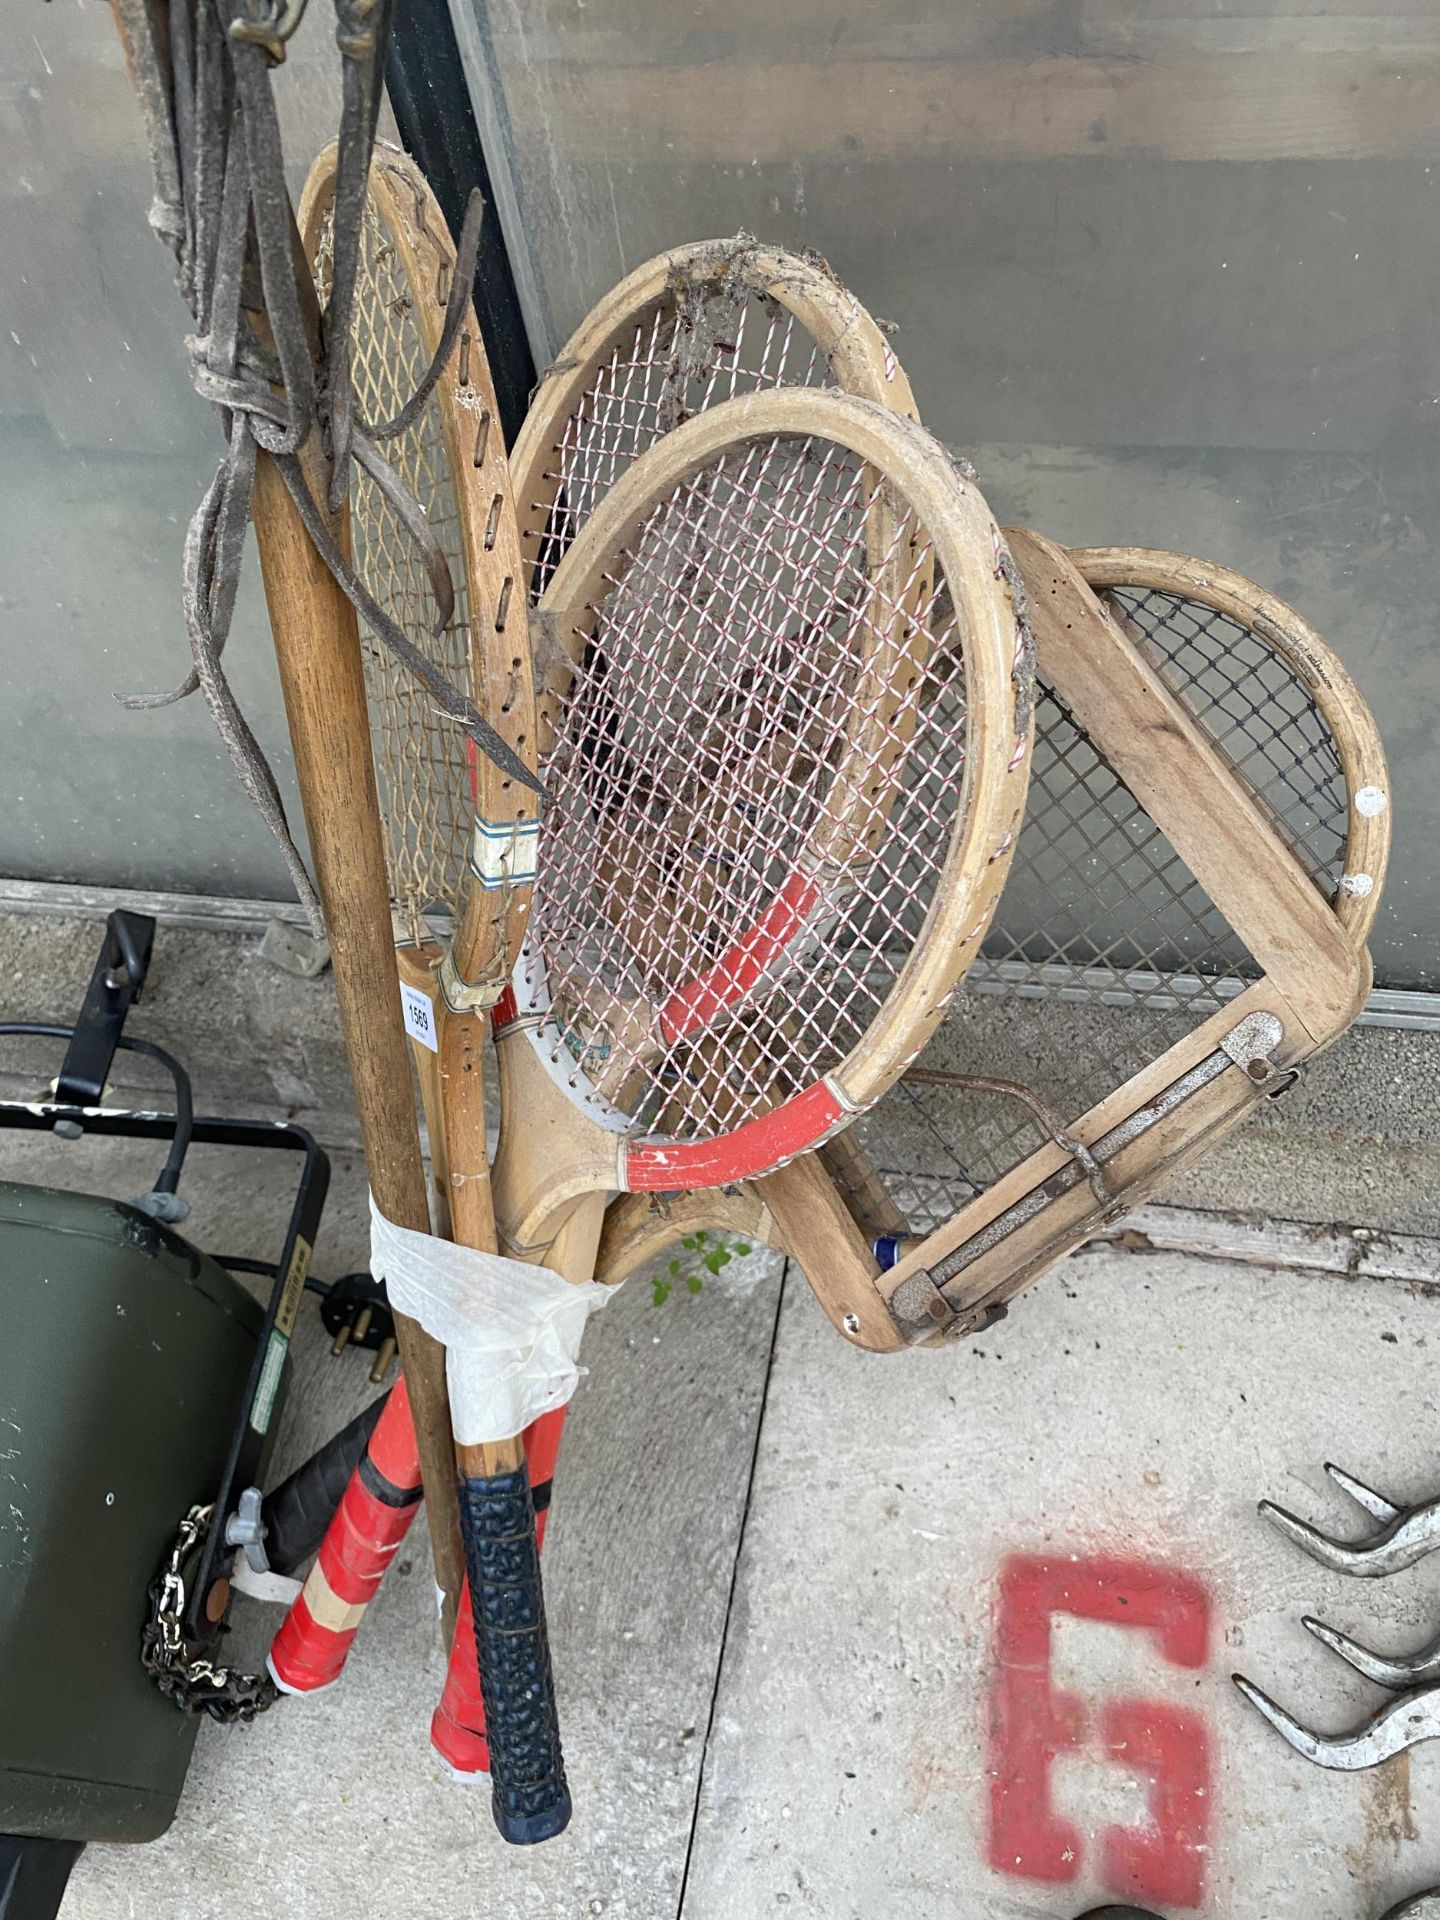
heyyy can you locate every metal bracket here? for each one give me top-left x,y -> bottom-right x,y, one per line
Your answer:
889,1268 -> 959,1342
919,1005 -> 1295,1305
1219,1009 -> 1285,1083
53,910 -> 155,1109
223,1486 -> 270,1574
438,948 -> 506,1015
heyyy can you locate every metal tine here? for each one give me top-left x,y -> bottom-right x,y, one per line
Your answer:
1324,1461 -> 1403,1525
1303,1612 -> 1440,1691
1382,1896 -> 1440,1919
1259,1462 -> 1440,1577
1232,1671 -> 1440,1769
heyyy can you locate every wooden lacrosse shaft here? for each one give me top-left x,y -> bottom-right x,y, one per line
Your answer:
252,445 -> 465,1640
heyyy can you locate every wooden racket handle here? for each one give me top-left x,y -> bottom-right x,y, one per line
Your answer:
252,444 -> 466,1639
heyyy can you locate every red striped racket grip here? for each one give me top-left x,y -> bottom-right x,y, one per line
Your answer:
268,1376 -> 424,1693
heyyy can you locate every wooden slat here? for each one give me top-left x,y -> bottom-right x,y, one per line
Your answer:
1007,526 -> 1369,1044
876,977 -> 1298,1308
752,1153 -> 904,1352
496,52 -> 1440,164
251,445 -> 466,1637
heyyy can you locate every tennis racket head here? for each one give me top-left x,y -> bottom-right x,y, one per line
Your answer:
512,236 -> 917,605
298,141 -> 537,1001
496,386 -> 1033,1215
594,539 -> 1389,1347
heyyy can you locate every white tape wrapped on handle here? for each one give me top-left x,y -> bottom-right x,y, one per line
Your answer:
370,1198 -> 613,1445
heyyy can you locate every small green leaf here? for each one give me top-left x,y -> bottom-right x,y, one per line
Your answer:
735,1243 -> 752,1256
652,1276 -> 673,1307
686,1274 -> 704,1294
703,1250 -> 727,1274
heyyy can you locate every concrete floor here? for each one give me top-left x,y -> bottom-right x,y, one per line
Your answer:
3,1119 -> 1439,1920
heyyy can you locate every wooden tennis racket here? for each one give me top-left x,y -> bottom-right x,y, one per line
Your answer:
510,235 -> 919,604
489,385 -> 1033,1341
504,240 -> 931,1310
276,143 -> 567,1845
595,540 -> 1389,1343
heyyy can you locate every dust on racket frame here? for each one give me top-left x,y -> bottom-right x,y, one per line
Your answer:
510,235 -> 919,606
594,535 -> 1390,1348
297,144 -> 570,1846
489,384 -> 1033,1332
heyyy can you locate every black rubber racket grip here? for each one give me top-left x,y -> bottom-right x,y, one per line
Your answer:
261,1392 -> 388,1574
459,1464 -> 571,1844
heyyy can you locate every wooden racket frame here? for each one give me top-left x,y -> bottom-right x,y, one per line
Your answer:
300,146 -> 575,1839
594,535 -> 1389,1349
492,383 -> 1032,1264
500,241 -> 938,1353
510,236 -> 919,600
298,142 -> 535,1230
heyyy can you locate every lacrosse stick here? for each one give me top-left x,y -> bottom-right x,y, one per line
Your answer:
486,382 -> 1031,1379
596,539 -> 1388,1343
271,144 -> 574,1844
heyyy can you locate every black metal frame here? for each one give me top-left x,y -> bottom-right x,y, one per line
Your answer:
385,0 -> 537,448
0,913 -> 332,1637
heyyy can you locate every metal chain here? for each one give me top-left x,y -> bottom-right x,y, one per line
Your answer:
141,1503 -> 281,1724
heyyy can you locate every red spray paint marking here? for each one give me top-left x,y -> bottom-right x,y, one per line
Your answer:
987,1552 -> 1213,1911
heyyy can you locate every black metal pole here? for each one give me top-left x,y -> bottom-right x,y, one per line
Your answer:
384,0 -> 537,447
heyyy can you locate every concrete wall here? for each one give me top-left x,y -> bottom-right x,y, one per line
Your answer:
0,12 -> 343,902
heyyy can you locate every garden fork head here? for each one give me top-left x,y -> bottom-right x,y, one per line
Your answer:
1259,1463 -> 1440,1578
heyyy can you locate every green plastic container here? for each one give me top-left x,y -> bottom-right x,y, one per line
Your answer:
0,1181 -> 262,1843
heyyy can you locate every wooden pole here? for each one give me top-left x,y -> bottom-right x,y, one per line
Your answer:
251,443 -> 465,1641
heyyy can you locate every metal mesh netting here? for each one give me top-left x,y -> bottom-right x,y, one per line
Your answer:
317,198 -> 474,939
1109,586 -> 1348,893
825,587 -> 1351,1239
527,283 -> 837,601
519,428 -> 976,1153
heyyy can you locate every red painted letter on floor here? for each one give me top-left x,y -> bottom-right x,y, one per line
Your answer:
987,1553 -> 1212,1910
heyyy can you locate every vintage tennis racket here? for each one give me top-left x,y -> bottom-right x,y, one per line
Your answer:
511,236 -> 918,606
595,539 -> 1389,1344
488,386 -> 1033,1328
276,143 -> 569,1846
